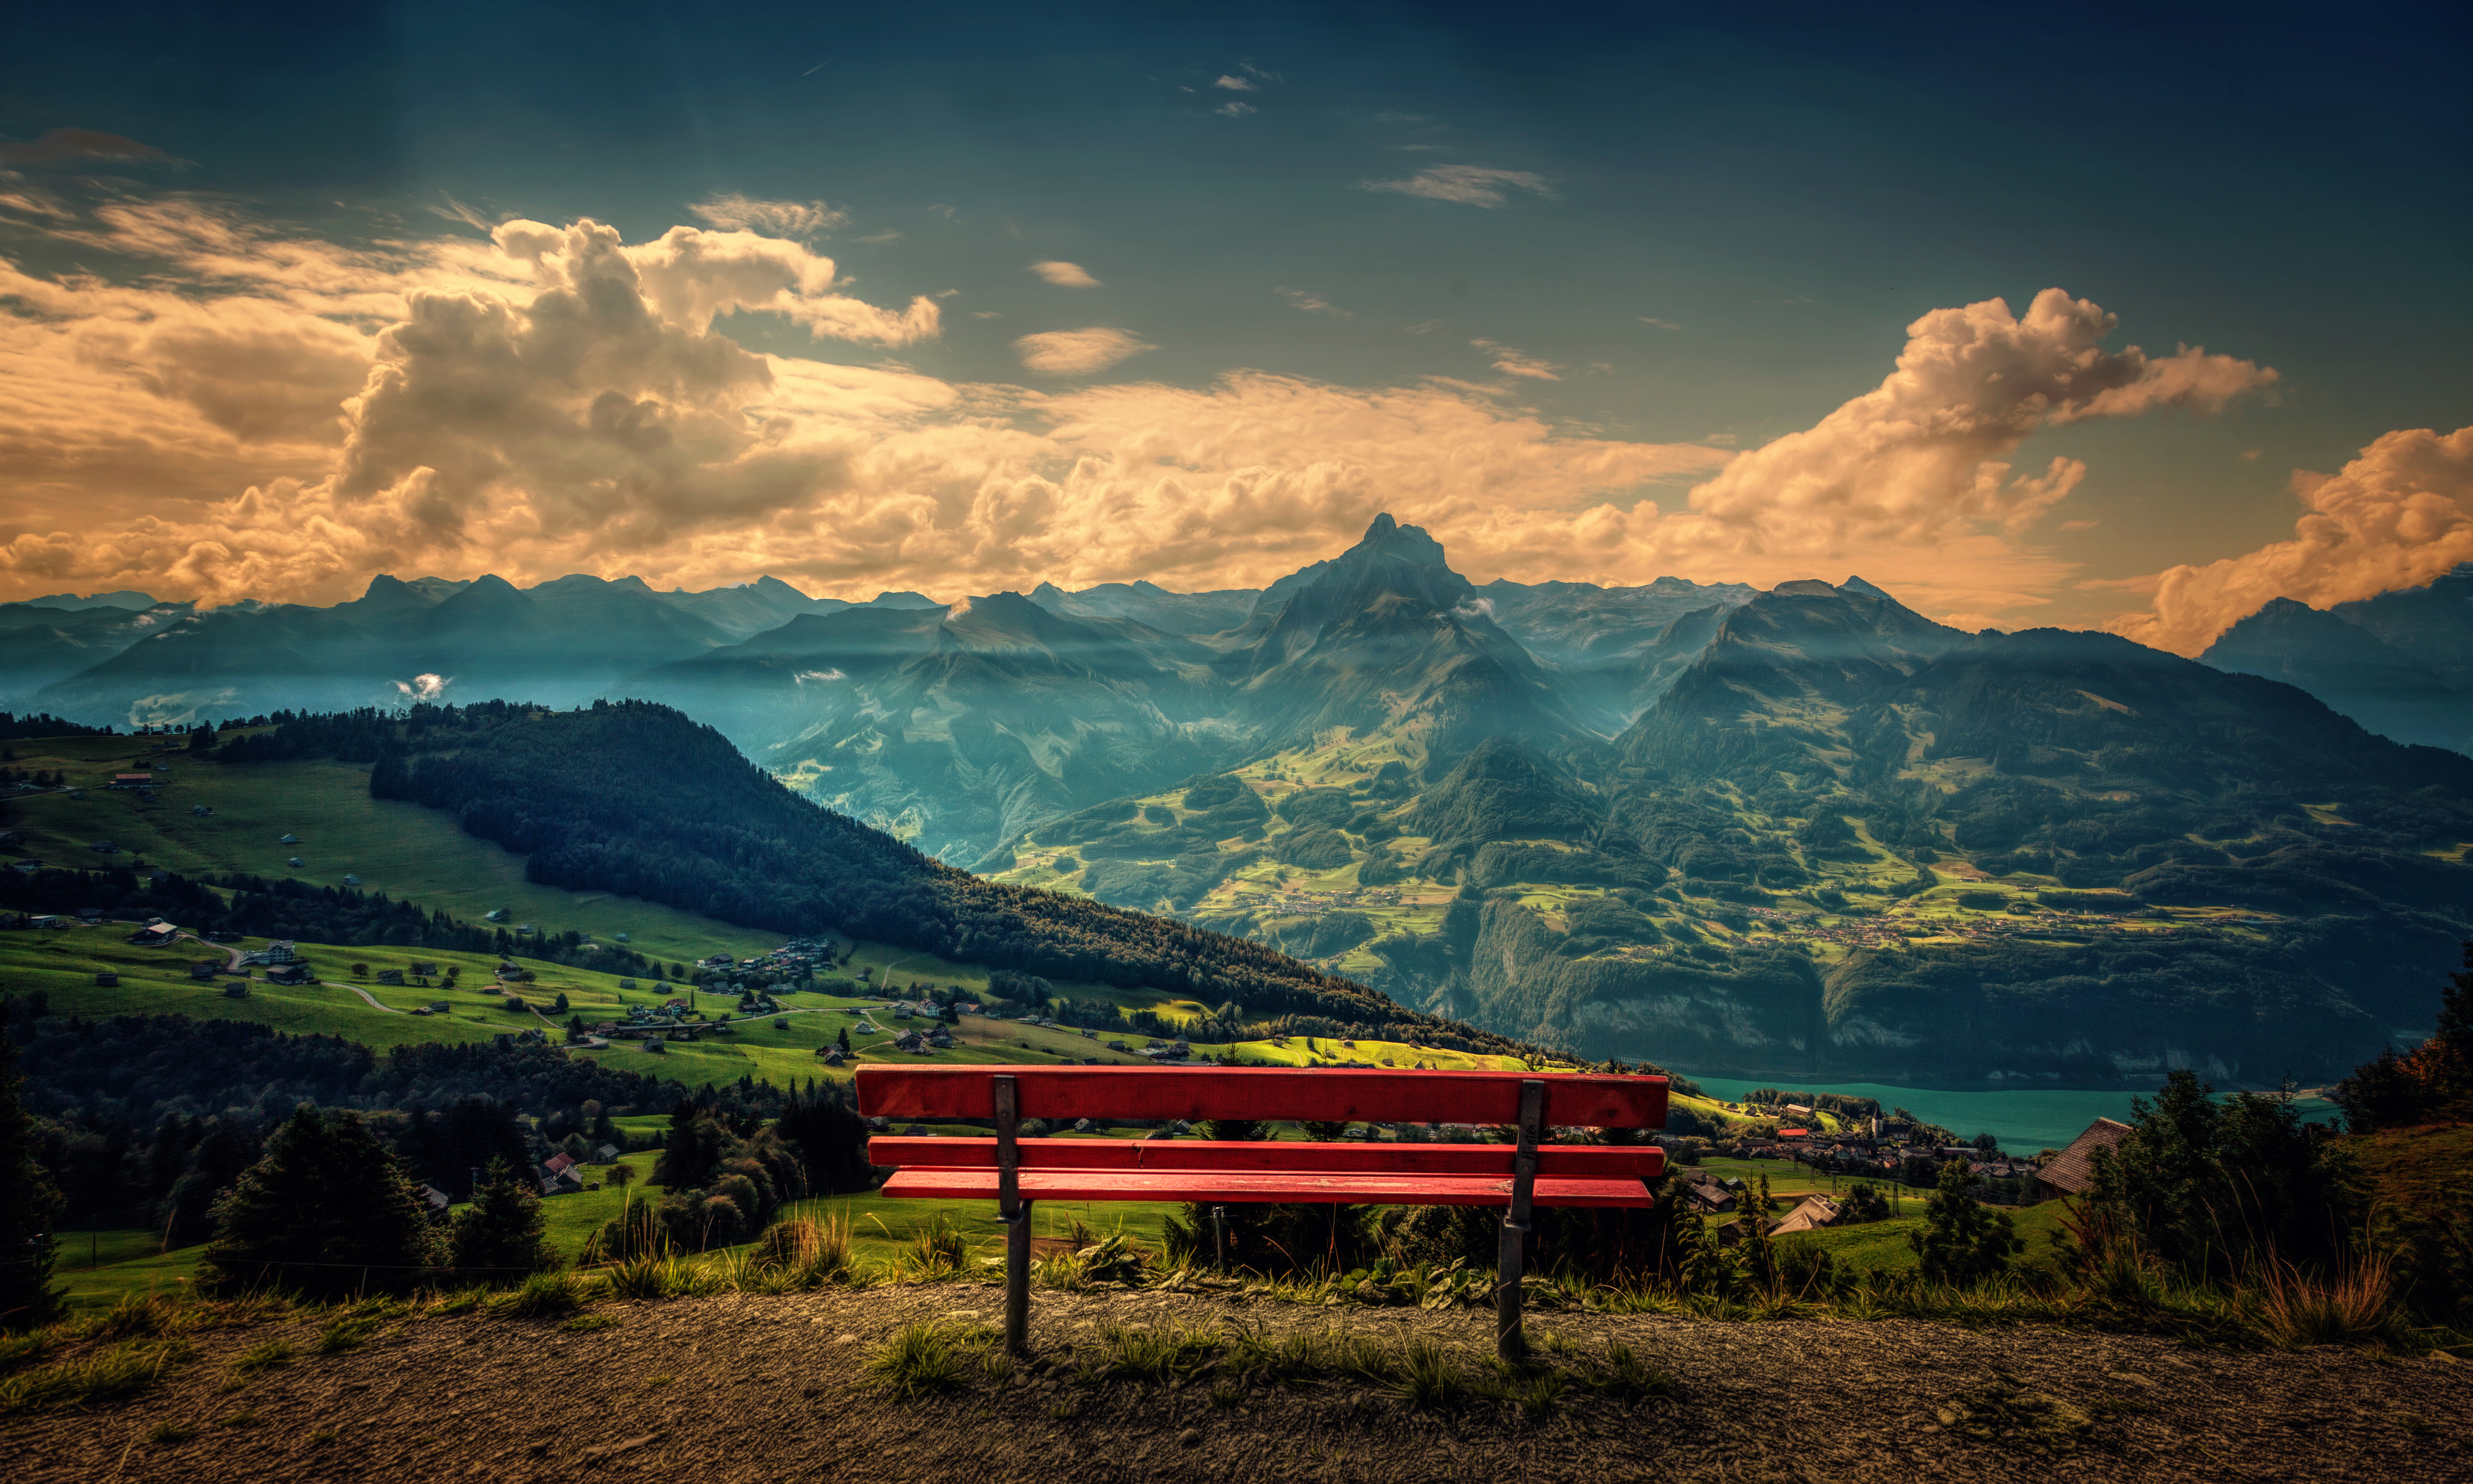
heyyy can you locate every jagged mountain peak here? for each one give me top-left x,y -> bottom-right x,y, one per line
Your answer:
1344,512 -> 1451,569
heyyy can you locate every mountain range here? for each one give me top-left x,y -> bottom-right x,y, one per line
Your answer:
11,521 -> 2471,1085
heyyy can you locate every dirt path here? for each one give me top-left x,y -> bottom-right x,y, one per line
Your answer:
10,1287 -> 2466,1483
327,982 -> 404,1015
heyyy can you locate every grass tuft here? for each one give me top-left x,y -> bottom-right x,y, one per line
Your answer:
862,1322 -> 996,1399
0,1338 -> 194,1415
487,1270 -> 588,1320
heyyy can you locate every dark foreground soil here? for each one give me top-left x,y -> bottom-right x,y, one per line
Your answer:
11,1285 -> 2469,1483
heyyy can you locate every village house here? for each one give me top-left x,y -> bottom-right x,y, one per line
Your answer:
2035,1117 -> 2134,1203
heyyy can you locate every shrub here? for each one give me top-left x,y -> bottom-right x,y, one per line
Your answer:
447,1159 -> 559,1279
197,1106 -> 439,1299
1910,1159 -> 2022,1287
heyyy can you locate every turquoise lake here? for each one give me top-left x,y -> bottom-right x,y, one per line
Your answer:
1669,1073 -> 2341,1153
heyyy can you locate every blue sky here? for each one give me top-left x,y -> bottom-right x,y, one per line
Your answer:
1,2 -> 2466,645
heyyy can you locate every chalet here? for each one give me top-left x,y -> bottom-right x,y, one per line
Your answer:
28,915 -> 63,929
93,972 -> 118,986
375,970 -> 405,986
618,978 -> 637,989
1768,1195 -> 1842,1237
410,962 -> 436,976
266,963 -> 314,986
538,1166 -> 584,1196
188,961 -> 220,980
2034,1117 -> 2135,1203
820,1046 -> 845,1065
90,840 -> 118,853
109,772 -> 155,789
430,1001 -> 451,1013
419,1184 -> 452,1213
126,923 -> 179,947
342,874 -> 361,886
279,834 -> 299,845
285,856 -> 303,868
594,1144 -> 621,1163
241,941 -> 297,966
545,1152 -> 577,1176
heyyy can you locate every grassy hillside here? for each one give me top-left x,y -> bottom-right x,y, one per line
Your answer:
4,731 -> 775,964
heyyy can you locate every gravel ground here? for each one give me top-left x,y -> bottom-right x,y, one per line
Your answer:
10,1285 -> 2468,1483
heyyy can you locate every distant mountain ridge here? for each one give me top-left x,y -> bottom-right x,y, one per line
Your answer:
2201,565 -> 2473,754
15,521 -> 2472,1088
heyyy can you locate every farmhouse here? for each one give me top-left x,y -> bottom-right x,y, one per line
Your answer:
2035,1117 -> 2136,1203
108,772 -> 154,789
266,963 -> 314,986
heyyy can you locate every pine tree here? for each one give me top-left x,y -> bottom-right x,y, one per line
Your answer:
0,1015 -> 65,1330
1909,1158 -> 2022,1286
447,1158 -> 558,1278
197,1106 -> 439,1299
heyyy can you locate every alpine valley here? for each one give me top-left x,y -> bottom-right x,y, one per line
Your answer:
11,518 -> 2471,1088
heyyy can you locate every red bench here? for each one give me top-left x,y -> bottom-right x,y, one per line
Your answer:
855,1065 -> 1667,1357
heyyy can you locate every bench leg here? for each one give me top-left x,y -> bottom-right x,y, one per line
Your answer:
1495,1215 -> 1529,1360
1004,1199 -> 1034,1355
1498,1078 -> 1547,1362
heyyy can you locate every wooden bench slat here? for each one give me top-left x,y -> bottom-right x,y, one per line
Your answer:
878,1168 -> 1657,1208
867,1136 -> 1663,1180
855,1065 -> 1667,1126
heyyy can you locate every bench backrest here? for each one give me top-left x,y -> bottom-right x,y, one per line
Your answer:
854,1065 -> 1668,1129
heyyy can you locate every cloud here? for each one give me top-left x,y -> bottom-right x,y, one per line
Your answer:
1214,74 -> 1255,91
1471,340 -> 1561,381
393,672 -> 451,701
1638,316 -> 1680,330
1359,166 -> 1555,208
428,193 -> 495,232
688,193 -> 849,238
1013,327 -> 1154,376
1276,288 -> 1349,317
1215,102 -> 1258,119
0,128 -> 181,168
2111,425 -> 2473,654
1682,289 -> 2274,550
1029,260 -> 1101,288
0,216 -> 2277,631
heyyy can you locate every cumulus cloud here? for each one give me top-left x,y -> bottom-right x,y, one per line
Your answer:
393,672 -> 451,701
1029,260 -> 1101,287
688,193 -> 849,238
1216,102 -> 1258,119
1013,327 -> 1154,376
1359,166 -> 1555,208
2112,426 -> 2473,654
1277,288 -> 1348,317
1214,74 -> 1255,91
1683,289 -> 2274,550
0,214 -> 2281,631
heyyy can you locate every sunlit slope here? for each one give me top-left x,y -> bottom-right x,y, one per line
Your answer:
3,732 -> 775,963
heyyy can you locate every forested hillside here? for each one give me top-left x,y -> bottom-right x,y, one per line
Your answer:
210,701 -> 1525,1055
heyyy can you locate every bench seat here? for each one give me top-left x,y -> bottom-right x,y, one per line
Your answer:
867,1135 -> 1661,1180
881,1168 -> 1656,1207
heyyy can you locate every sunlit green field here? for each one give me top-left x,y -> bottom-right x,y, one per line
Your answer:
3,736 -> 778,964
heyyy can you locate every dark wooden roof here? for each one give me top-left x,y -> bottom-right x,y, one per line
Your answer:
2038,1117 -> 2134,1196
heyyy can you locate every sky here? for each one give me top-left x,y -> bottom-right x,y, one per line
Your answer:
0,1 -> 2465,651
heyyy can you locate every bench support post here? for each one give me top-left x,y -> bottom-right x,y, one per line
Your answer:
993,1074 -> 1031,1355
1496,1078 -> 1546,1361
